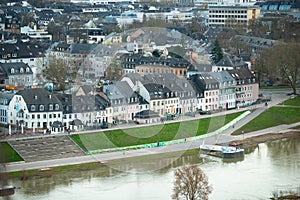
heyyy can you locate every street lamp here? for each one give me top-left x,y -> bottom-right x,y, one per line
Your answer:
242,130 -> 244,140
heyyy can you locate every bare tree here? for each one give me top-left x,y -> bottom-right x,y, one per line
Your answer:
257,42 -> 300,94
172,165 -> 212,200
43,55 -> 69,91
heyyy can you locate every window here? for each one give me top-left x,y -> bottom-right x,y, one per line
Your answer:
39,105 -> 44,111
11,68 -> 15,74
54,114 -> 56,118
55,104 -> 59,110
32,114 -> 35,119
31,105 -> 35,111
43,114 -> 46,119
49,104 -> 53,110
37,114 -> 40,119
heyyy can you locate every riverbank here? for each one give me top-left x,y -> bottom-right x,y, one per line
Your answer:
3,127 -> 300,177
230,130 -> 300,149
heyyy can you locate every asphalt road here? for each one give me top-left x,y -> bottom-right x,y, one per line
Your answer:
1,89 -> 299,173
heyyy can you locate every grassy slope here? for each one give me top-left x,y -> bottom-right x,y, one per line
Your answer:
71,112 -> 242,151
281,96 -> 300,106
0,142 -> 23,163
232,97 -> 300,135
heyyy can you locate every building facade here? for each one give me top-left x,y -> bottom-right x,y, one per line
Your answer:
208,5 -> 260,27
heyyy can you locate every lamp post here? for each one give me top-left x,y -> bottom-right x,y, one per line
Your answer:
242,130 -> 244,140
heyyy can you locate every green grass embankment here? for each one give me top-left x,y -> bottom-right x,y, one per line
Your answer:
0,142 -> 23,163
232,97 -> 300,135
71,112 -> 242,152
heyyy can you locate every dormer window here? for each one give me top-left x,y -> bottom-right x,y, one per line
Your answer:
39,105 -> 44,111
26,67 -> 30,72
31,105 -> 35,111
55,104 -> 59,110
11,68 -> 15,74
20,68 -> 24,73
49,104 -> 53,111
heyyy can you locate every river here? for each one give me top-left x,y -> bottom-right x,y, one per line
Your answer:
7,136 -> 300,200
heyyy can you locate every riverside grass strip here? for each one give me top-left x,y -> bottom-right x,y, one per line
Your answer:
71,112 -> 244,153
0,142 -> 23,163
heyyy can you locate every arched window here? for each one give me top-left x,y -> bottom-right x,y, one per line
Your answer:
26,67 -> 30,72
39,105 -> 44,111
20,68 -> 24,73
11,68 -> 15,74
31,105 -> 35,111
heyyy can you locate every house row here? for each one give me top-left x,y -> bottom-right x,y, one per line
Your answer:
122,53 -> 191,79
0,68 -> 258,134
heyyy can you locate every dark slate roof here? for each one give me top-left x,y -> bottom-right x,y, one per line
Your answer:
104,81 -> 135,100
95,94 -> 111,109
227,68 -> 257,84
56,92 -> 110,114
122,53 -> 190,70
55,93 -> 72,114
189,73 -> 219,95
134,110 -> 160,119
76,85 -> 95,96
215,55 -> 248,68
234,35 -> 276,49
0,42 -> 46,59
143,73 -> 196,99
17,88 -> 63,112
53,42 -> 70,52
144,83 -> 173,100
0,62 -> 33,77
67,43 -> 97,54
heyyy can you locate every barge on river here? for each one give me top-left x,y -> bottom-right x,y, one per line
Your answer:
0,185 -> 16,196
200,144 -> 244,159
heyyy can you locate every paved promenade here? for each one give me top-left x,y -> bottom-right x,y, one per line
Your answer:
1,89 -> 299,173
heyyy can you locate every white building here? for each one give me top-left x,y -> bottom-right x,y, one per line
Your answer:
21,25 -> 52,41
8,88 -> 63,133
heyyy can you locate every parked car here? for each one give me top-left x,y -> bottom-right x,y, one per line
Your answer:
100,122 -> 109,129
198,109 -> 211,115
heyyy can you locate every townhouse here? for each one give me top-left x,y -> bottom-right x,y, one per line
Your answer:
143,73 -> 197,115
228,68 -> 259,107
209,71 -> 237,110
122,73 -> 196,118
56,86 -> 111,130
0,62 -> 33,89
189,73 -> 220,111
0,91 -> 14,125
103,81 -> 140,123
0,42 -> 48,85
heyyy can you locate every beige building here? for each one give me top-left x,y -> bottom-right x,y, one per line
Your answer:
208,5 -> 260,27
